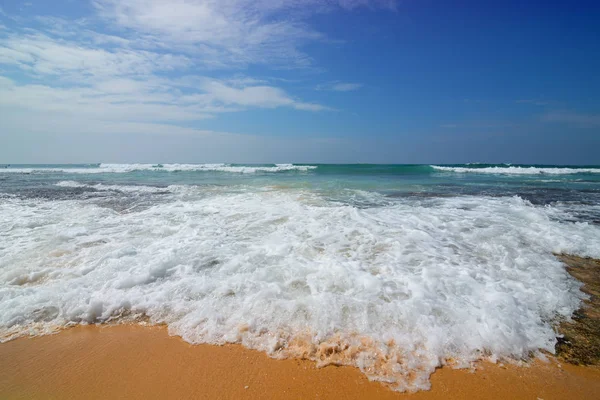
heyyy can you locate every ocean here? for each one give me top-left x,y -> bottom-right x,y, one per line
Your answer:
1,163 -> 600,391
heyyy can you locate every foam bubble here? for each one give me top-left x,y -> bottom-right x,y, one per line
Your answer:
0,190 -> 598,391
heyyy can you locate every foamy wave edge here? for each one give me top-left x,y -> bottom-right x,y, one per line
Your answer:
0,318 -> 521,392
0,163 -> 318,174
55,181 -> 174,193
431,165 -> 600,175
2,193 -> 597,392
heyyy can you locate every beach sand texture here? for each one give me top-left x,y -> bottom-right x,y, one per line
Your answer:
1,324 -> 600,400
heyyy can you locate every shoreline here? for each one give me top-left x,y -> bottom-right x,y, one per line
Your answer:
555,254 -> 600,364
2,325 -> 600,399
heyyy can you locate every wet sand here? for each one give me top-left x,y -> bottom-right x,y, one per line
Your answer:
556,254 -> 600,364
1,325 -> 600,400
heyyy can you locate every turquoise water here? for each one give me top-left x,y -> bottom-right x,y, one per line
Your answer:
1,163 -> 600,390
1,163 -> 599,221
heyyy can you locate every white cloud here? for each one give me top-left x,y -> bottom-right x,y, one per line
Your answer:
542,111 -> 600,127
0,33 -> 190,79
0,73 -> 326,127
0,0 -> 396,155
93,0 -> 397,68
92,0 -> 313,68
203,81 -> 293,108
0,77 -> 212,122
200,79 -> 328,110
0,6 -> 332,119
316,81 -> 363,91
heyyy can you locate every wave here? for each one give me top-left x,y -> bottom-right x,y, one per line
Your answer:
1,192 -> 599,390
431,165 -> 600,175
0,163 -> 318,174
55,180 -> 172,194
5,163 -> 599,176
54,181 -> 215,198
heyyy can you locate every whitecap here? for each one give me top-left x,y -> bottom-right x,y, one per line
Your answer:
431,165 -> 600,175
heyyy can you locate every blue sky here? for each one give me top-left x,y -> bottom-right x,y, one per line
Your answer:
0,0 -> 599,164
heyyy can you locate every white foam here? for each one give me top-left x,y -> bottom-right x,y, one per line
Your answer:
0,164 -> 317,174
54,180 -> 87,188
55,181 -> 171,194
431,165 -> 600,175
1,191 -> 599,391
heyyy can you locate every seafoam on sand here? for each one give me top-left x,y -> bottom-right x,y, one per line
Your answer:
1,182 -> 600,390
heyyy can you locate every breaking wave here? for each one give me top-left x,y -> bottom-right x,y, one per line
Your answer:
0,163 -> 317,174
1,188 -> 599,391
431,165 -> 600,175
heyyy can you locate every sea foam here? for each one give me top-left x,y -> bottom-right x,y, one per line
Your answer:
55,180 -> 171,194
1,189 -> 599,391
431,165 -> 600,175
0,163 -> 317,174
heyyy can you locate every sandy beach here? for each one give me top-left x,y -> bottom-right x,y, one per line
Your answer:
1,324 -> 599,400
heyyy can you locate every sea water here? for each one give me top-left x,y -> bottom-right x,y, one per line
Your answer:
1,163 -> 599,390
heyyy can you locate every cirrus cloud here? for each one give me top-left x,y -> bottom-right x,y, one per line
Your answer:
93,0 -> 397,68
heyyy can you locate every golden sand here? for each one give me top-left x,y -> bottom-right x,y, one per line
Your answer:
1,325 -> 599,399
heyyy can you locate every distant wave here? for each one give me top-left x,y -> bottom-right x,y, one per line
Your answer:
431,165 -> 600,175
0,163 -> 317,174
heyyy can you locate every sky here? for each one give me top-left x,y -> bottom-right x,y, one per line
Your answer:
0,0 -> 599,164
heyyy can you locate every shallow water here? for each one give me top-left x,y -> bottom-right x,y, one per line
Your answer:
1,163 -> 599,390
